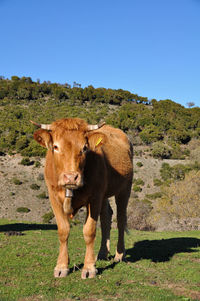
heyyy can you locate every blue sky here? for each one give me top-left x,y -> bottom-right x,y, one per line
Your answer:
0,0 -> 200,107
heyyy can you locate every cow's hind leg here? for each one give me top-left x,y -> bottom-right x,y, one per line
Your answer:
98,199 -> 113,260
82,203 -> 98,279
114,185 -> 131,262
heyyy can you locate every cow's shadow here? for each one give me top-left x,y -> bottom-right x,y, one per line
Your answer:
98,237 -> 200,275
1,224 -> 200,276
125,237 -> 200,263
0,223 -> 57,233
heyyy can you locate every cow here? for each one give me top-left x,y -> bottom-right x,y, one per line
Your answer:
31,118 -> 133,279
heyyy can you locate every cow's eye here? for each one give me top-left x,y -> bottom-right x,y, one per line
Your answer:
81,145 -> 88,154
53,145 -> 59,152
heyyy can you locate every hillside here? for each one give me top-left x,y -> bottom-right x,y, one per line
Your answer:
0,76 -> 200,231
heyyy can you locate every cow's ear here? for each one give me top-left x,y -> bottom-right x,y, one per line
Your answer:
33,129 -> 53,149
87,132 -> 107,151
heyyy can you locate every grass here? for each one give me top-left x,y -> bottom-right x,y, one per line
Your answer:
0,219 -> 200,301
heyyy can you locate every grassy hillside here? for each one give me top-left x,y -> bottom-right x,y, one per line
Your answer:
0,219 -> 200,301
0,76 -> 200,159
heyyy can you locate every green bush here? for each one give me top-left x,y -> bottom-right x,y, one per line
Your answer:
133,185 -> 142,192
12,178 -> 22,185
153,178 -> 163,186
30,183 -> 40,190
20,157 -> 34,166
17,207 -> 30,213
145,192 -> 162,200
15,136 -> 29,152
37,192 -> 48,199
34,161 -> 41,168
42,211 -> 54,223
139,125 -> 163,144
151,142 -> 171,159
136,162 -> 143,167
134,178 -> 145,186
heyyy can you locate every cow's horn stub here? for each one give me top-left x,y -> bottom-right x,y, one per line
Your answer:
30,120 -> 51,130
87,121 -> 105,131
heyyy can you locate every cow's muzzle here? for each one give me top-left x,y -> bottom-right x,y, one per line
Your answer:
63,172 -> 83,189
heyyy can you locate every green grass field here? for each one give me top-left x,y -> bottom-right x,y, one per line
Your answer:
0,219 -> 200,301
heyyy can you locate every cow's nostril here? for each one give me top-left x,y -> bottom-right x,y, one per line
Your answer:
74,174 -> 79,181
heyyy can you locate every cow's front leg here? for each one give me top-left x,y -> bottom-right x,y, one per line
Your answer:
82,204 -> 98,279
49,190 -> 70,278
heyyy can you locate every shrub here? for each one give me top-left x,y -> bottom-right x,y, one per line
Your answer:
151,142 -> 171,159
133,178 -> 145,186
139,125 -> 163,144
150,170 -> 200,228
42,211 -> 54,223
12,178 -> 22,185
20,157 -> 34,166
145,192 -> 162,200
136,162 -> 143,167
168,129 -> 191,144
37,173 -> 44,181
133,185 -> 142,192
17,207 -> 30,213
30,183 -> 40,190
37,192 -> 48,199
127,199 -> 154,231
34,161 -> 41,168
160,163 -> 172,181
153,178 -> 163,186
15,136 -> 29,152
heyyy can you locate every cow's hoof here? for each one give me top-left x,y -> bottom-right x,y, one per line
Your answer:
114,251 -> 125,263
97,252 -> 108,261
81,267 -> 97,279
54,267 -> 69,278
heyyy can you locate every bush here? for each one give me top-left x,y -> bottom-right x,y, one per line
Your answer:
42,211 -> 54,223
149,170 -> 200,229
127,199 -> 154,231
133,178 -> 145,186
136,162 -> 143,167
168,129 -> 191,144
34,161 -> 41,168
37,173 -> 44,181
139,125 -> 163,144
12,178 -> 22,185
153,178 -> 163,186
151,142 -> 172,159
17,207 -> 30,213
145,192 -> 163,200
133,185 -> 142,192
15,136 -> 29,152
30,183 -> 40,190
37,192 -> 48,199
20,157 -> 34,166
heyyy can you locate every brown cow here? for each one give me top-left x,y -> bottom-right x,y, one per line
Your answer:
32,118 -> 133,279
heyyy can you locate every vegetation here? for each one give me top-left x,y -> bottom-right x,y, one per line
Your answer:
0,76 -> 199,157
12,178 -> 22,185
37,192 -> 48,199
16,207 -> 30,213
42,211 -> 54,223
150,170 -> 200,230
20,157 -> 34,166
1,219 -> 200,300
30,183 -> 40,190
160,162 -> 200,183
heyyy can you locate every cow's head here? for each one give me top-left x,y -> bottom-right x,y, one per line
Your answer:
32,118 -> 106,190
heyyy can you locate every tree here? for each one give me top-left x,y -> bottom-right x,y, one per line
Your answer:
187,102 -> 195,108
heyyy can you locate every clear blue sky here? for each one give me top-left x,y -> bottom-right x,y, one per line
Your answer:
0,0 -> 200,107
